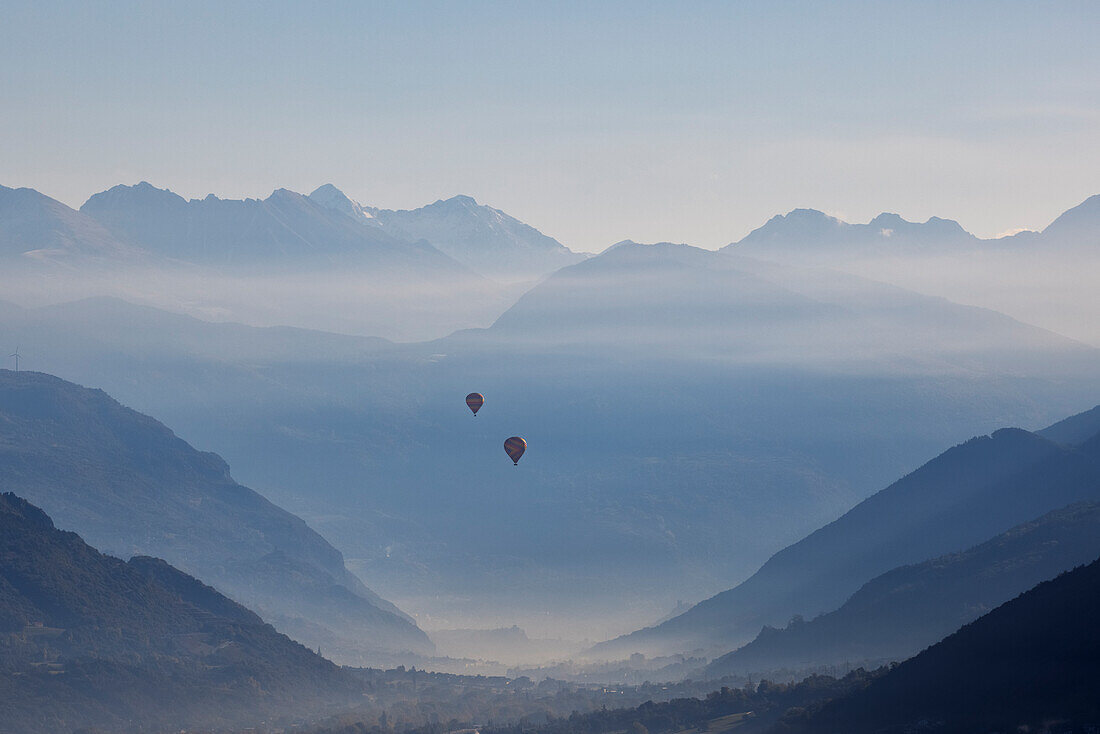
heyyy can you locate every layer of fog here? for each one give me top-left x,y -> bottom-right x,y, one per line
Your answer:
1,261 -> 528,342
821,251 -> 1100,347
3,247 -> 1097,648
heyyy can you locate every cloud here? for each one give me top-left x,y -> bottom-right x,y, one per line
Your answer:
992,227 -> 1033,239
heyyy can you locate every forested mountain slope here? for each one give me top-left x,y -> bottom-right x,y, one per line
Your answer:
0,493 -> 359,733
780,555 -> 1100,733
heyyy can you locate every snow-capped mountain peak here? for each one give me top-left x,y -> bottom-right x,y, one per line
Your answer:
308,184 -> 375,222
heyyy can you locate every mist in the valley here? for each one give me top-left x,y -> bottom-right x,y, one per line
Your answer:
810,251 -> 1100,347
3,229 -> 1098,651
0,260 -> 524,342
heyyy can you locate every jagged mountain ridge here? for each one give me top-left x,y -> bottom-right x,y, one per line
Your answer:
0,369 -> 433,664
0,182 -> 519,339
728,208 -> 983,256
80,181 -> 466,272
722,194 -> 1100,345
355,190 -> 586,281
305,184 -> 586,282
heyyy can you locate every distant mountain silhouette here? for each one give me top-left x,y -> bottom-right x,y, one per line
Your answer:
728,208 -> 979,258
0,184 -> 138,264
357,191 -> 586,282
589,406 -> 1100,659
722,194 -> 1100,345
779,555 -> 1100,733
81,181 -> 468,273
489,241 -> 1088,371
0,369 -> 433,664
1041,193 -> 1100,247
309,182 -> 383,224
0,492 -> 359,733
705,499 -> 1100,676
0,182 -> 519,340
726,196 -> 1100,259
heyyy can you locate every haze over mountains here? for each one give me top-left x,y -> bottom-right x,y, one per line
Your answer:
2,182 -> 1100,651
4,180 -> 1099,343
590,405 -> 1100,660
727,195 -> 1100,344
0,370 -> 432,665
360,193 -> 588,282
705,499 -> 1100,676
80,182 -> 455,271
0,182 -> 584,339
1,261 -> 1096,642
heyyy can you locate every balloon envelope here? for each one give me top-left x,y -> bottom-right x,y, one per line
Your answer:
504,436 -> 527,465
465,392 -> 484,415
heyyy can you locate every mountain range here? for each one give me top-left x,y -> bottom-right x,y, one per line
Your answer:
731,208 -> 982,257
0,181 -> 591,340
79,182 -> 459,272
588,404 -> 1100,660
704,498 -> 1100,676
0,492 -> 360,733
725,195 -> 1100,344
0,369 -> 433,665
727,194 -> 1100,258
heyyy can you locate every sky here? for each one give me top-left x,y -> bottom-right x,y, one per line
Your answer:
2,0 -> 1098,252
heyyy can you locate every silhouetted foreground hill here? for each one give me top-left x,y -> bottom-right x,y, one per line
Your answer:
0,369 -> 433,664
591,406 -> 1100,659
0,492 -> 360,733
778,555 -> 1100,733
706,500 -> 1100,676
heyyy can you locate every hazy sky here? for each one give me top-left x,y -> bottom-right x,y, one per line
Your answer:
2,0 -> 1097,251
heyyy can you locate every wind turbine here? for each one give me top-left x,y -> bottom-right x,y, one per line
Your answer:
9,347 -> 19,371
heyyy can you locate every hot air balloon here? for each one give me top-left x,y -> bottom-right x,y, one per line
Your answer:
465,392 -> 484,416
504,436 -> 527,465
